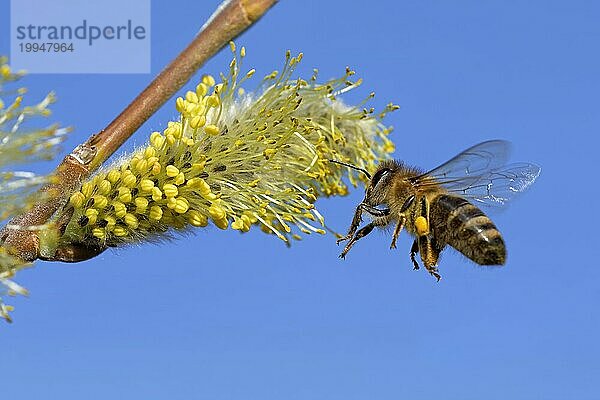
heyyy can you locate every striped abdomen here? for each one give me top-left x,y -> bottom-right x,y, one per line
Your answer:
429,194 -> 506,265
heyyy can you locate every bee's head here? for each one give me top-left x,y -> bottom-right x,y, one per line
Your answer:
364,160 -> 400,205
329,159 -> 403,206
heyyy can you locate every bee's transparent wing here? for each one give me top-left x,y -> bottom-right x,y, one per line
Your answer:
420,140 -> 512,178
438,163 -> 541,207
411,141 -> 540,207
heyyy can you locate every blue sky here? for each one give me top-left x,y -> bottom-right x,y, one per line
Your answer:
2,1 -> 599,399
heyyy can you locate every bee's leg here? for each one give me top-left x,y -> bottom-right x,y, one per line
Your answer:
410,239 -> 420,270
390,216 -> 405,249
415,197 -> 441,281
337,204 -> 364,244
339,223 -> 375,259
337,204 -> 389,245
390,195 -> 415,250
419,236 -> 441,281
340,219 -> 385,259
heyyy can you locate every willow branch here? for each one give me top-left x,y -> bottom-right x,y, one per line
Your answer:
0,0 -> 278,262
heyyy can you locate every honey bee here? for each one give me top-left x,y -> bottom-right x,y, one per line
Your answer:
333,140 -> 540,280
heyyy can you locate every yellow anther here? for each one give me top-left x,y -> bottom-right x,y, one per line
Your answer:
150,132 -> 165,148
165,165 -> 179,177
92,228 -> 106,239
130,157 -> 140,170
118,187 -> 132,203
135,197 -> 149,211
213,217 -> 229,230
204,124 -> 220,136
303,213 -> 315,221
175,97 -> 185,113
415,216 -> 429,236
209,204 -> 226,220
189,115 -> 206,129
163,184 -> 178,198
122,173 -> 137,188
383,139 -> 395,153
202,75 -> 216,87
185,91 -> 199,103
166,197 -> 177,209
113,226 -> 128,237
69,192 -> 85,208
187,210 -> 208,227
263,148 -> 277,159
107,169 -> 121,184
113,201 -> 127,218
168,121 -> 182,133
144,146 -> 156,158
151,187 -> 163,201
241,213 -> 254,225
97,179 -> 112,195
124,213 -> 139,229
92,195 -> 108,209
0,64 -> 11,77
134,159 -> 149,174
149,205 -> 163,221
81,182 -> 94,198
140,179 -> 155,192
151,162 -> 161,175
85,208 -> 99,225
174,172 -> 185,186
104,216 -> 116,230
174,197 -> 189,214
196,82 -> 208,97
186,177 -> 210,195
185,101 -> 197,115
206,95 -> 220,108
231,217 -> 245,231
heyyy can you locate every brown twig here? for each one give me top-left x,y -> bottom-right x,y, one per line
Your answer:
0,0 -> 278,263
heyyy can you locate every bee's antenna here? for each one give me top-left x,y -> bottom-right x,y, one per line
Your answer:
329,159 -> 372,179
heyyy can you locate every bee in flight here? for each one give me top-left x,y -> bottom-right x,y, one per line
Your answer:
332,140 -> 540,281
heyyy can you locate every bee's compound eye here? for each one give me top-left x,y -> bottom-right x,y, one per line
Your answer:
371,169 -> 390,187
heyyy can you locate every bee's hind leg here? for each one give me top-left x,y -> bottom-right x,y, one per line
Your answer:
410,239 -> 420,270
415,196 -> 441,281
409,240 -> 442,281
418,235 -> 441,281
